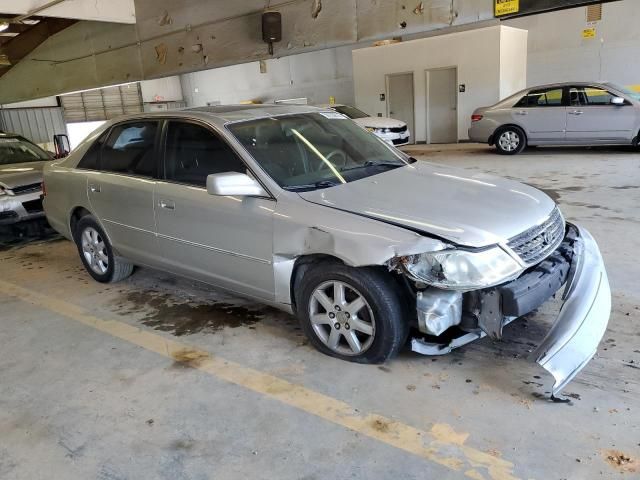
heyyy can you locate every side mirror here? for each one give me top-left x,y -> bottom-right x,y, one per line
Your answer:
206,172 -> 268,197
53,133 -> 70,158
611,96 -> 625,106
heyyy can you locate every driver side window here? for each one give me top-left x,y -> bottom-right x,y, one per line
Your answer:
164,122 -> 246,187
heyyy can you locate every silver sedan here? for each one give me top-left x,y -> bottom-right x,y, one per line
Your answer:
469,82 -> 640,154
43,105 -> 610,394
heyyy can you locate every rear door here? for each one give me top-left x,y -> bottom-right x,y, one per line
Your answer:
86,120 -> 163,265
566,85 -> 636,143
510,87 -> 567,143
154,120 -> 275,300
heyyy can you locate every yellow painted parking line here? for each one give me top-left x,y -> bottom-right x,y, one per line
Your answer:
0,279 -> 520,480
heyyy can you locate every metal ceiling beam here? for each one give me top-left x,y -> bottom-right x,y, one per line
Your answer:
0,17 -> 74,73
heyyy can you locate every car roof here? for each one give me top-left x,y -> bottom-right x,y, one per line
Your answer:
90,104 -> 331,129
523,81 -> 615,91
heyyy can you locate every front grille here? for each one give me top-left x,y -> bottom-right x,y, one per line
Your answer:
22,199 -> 43,213
0,211 -> 18,220
390,126 -> 408,133
11,182 -> 41,195
392,138 -> 407,145
507,207 -> 565,265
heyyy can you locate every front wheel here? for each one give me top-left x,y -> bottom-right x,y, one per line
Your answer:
296,263 -> 408,364
495,126 -> 526,155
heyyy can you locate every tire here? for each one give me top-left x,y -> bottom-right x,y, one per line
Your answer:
295,263 -> 409,364
494,126 -> 526,155
74,215 -> 133,283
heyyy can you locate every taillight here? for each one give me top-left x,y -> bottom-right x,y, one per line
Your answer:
471,114 -> 483,122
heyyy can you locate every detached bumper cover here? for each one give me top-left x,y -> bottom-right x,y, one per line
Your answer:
534,224 -> 611,395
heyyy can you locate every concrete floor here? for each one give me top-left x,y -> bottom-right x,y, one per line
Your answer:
1,144 -> 638,479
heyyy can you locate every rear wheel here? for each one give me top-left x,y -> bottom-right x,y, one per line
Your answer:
296,263 -> 408,364
74,215 -> 133,283
495,126 -> 526,155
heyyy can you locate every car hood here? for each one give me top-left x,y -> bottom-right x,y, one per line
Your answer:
298,162 -> 556,248
0,161 -> 46,190
352,117 -> 407,129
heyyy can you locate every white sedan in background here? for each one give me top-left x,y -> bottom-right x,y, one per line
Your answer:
323,104 -> 411,146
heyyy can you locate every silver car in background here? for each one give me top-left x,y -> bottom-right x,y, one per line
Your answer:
43,105 -> 610,394
469,82 -> 640,154
0,133 -> 51,225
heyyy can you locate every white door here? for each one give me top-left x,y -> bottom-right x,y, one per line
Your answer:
427,68 -> 458,144
387,73 -> 415,144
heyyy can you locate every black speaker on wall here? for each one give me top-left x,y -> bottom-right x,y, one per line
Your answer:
262,12 -> 282,55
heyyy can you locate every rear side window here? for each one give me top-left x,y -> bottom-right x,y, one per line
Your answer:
100,122 -> 159,177
514,88 -> 564,108
77,131 -> 108,170
164,121 -> 246,187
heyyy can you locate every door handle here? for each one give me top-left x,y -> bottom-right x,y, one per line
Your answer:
569,110 -> 584,115
88,184 -> 101,193
158,200 -> 175,210
515,110 -> 528,116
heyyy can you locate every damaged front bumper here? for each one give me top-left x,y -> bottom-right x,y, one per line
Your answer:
533,225 -> 611,395
412,223 -> 611,395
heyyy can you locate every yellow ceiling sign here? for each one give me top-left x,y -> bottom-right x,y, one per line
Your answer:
582,27 -> 597,39
495,0 -> 519,16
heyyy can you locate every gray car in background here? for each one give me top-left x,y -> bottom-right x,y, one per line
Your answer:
469,82 -> 640,154
43,105 -> 611,394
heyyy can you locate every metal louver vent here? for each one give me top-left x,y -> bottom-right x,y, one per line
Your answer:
586,4 -> 602,22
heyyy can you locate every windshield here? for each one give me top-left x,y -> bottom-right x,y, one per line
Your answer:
605,83 -> 640,101
228,112 -> 410,191
0,137 -> 50,165
332,105 -> 370,119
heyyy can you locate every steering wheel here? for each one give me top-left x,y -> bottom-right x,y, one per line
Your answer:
316,149 -> 348,171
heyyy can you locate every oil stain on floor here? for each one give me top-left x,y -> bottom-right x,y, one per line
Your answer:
112,290 -> 270,336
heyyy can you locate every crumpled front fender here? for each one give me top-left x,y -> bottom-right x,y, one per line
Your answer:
534,225 -> 611,395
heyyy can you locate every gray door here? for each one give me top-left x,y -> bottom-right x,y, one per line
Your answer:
427,67 -> 457,143
86,121 -> 162,265
510,87 -> 566,143
566,86 -> 636,143
387,73 -> 415,143
154,121 -> 274,300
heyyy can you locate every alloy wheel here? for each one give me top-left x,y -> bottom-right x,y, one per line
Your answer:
308,280 -> 376,356
81,226 -> 109,275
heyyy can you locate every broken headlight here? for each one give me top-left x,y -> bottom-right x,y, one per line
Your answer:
402,247 -> 523,291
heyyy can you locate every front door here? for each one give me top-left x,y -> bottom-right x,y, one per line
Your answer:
511,86 -> 567,143
154,120 -> 275,300
86,120 -> 162,266
427,67 -> 458,143
387,73 -> 415,144
566,85 -> 636,143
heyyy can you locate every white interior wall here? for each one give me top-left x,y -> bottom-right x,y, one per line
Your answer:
506,0 -> 640,88
180,45 -> 356,108
139,77 -> 183,103
499,27 -> 529,99
353,26 -> 527,143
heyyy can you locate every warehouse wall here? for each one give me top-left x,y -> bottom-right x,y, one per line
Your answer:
0,107 -> 67,150
180,45 -> 355,108
505,0 -> 640,88
352,26 -> 527,143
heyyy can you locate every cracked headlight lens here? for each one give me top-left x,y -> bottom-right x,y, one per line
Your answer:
402,247 -> 523,291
